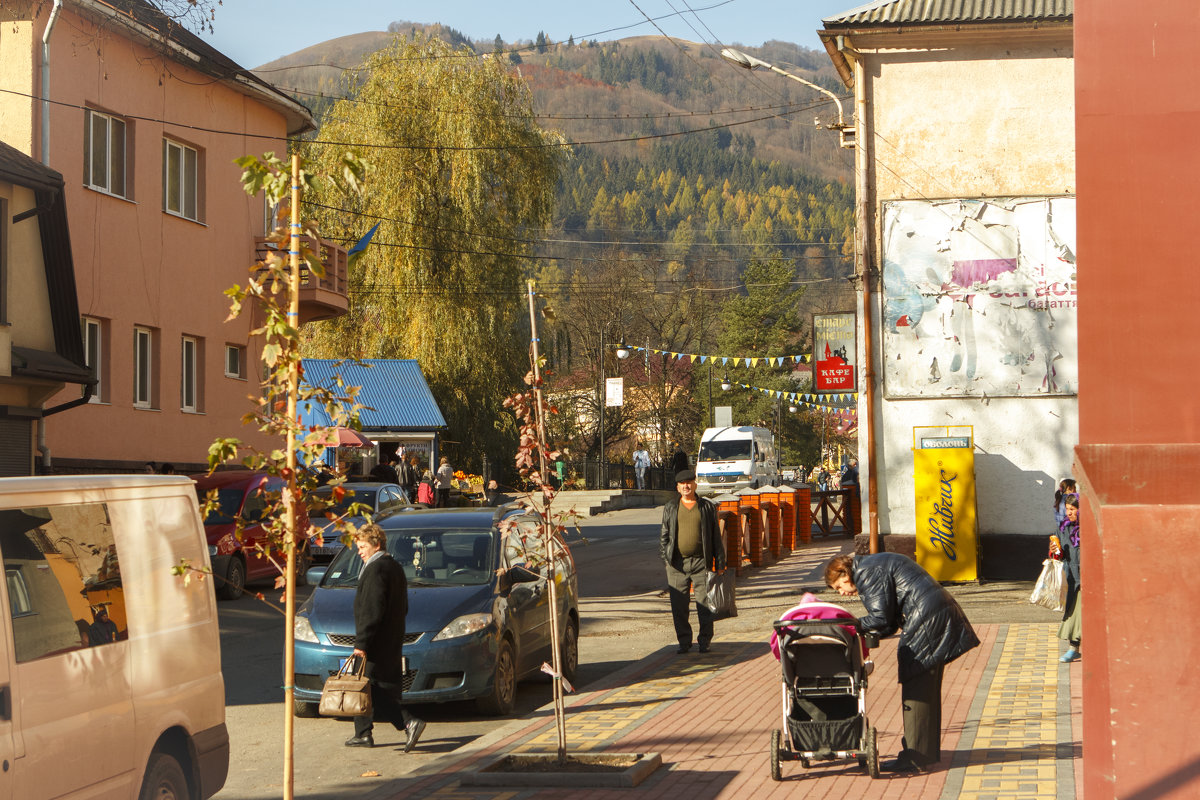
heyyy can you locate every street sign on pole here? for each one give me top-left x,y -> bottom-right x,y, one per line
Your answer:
605,377 -> 624,407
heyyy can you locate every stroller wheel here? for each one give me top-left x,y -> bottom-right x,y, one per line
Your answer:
865,725 -> 880,779
770,729 -> 783,781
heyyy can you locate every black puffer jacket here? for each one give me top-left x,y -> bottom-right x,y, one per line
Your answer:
852,553 -> 979,683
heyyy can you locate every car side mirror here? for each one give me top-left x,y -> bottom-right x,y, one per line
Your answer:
305,565 -> 328,585
507,564 -> 541,585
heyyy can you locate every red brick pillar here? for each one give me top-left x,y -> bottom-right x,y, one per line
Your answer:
848,488 -> 862,535
738,489 -> 766,567
759,487 -> 782,559
777,486 -> 797,552
716,495 -> 741,575
795,484 -> 812,544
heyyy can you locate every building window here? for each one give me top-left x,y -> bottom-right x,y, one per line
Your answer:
84,110 -> 128,198
224,344 -> 246,379
263,193 -> 283,236
181,336 -> 199,412
133,327 -> 154,408
162,138 -> 200,221
82,316 -> 105,402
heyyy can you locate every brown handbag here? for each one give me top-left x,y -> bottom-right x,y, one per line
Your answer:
318,656 -> 372,718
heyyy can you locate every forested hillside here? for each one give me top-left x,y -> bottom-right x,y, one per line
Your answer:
259,23 -> 857,467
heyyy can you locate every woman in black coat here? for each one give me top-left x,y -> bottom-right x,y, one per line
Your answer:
825,553 -> 979,773
346,524 -> 425,752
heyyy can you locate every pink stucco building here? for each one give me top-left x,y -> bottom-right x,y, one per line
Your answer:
0,0 -> 347,473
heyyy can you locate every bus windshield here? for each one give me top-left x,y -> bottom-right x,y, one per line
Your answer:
698,440 -> 752,461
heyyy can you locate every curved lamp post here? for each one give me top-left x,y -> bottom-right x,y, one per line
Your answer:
720,47 -> 853,148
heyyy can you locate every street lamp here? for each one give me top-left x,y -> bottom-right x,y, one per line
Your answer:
720,47 -> 853,148
720,374 -> 732,392
615,340 -> 630,361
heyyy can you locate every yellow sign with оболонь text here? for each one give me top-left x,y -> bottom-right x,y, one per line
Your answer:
913,428 -> 978,581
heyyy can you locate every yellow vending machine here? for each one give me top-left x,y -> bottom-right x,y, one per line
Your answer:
912,426 -> 979,581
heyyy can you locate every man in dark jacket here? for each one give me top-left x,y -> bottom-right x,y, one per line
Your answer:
670,443 -> 689,476
346,524 -> 425,752
825,552 -> 978,773
660,469 -> 727,654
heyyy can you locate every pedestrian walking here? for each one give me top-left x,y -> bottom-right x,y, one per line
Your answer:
1054,493 -> 1082,662
817,465 -> 830,491
435,456 -> 454,508
417,471 -> 435,506
670,443 -> 689,476
824,552 -> 979,773
344,524 -> 425,752
633,444 -> 651,489
841,458 -> 859,487
659,469 -> 727,654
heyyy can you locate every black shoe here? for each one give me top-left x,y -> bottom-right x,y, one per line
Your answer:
404,718 -> 426,753
676,644 -> 692,654
880,757 -> 923,774
698,642 -> 710,653
344,735 -> 374,748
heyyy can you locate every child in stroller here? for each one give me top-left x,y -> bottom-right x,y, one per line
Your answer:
769,593 -> 879,781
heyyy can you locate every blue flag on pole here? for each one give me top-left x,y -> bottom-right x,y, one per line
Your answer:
348,223 -> 380,256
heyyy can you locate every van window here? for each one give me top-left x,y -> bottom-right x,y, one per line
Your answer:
699,440 -> 752,461
0,504 -> 125,662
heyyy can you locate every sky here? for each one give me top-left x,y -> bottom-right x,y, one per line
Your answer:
198,0 -> 857,69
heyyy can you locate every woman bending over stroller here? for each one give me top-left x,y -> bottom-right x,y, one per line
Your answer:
824,553 -> 979,774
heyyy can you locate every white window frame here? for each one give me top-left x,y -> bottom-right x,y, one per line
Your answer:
181,336 -> 198,412
133,327 -> 153,408
82,316 -> 103,402
224,344 -> 245,379
84,110 -> 127,198
162,138 -> 198,221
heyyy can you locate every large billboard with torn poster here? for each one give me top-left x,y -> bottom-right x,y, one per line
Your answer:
880,197 -> 1076,398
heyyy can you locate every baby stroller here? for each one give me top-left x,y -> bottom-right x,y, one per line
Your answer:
770,618 -> 880,780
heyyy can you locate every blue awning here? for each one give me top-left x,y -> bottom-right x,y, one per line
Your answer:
300,359 -> 446,432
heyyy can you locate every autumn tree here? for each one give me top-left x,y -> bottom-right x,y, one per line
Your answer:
300,34 -> 563,472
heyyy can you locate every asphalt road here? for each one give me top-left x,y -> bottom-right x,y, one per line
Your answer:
212,505 -> 1053,799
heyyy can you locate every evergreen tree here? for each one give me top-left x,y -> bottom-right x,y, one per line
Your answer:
536,31 -> 547,54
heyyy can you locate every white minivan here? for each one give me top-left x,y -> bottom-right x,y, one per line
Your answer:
695,426 -> 780,496
0,475 -> 228,800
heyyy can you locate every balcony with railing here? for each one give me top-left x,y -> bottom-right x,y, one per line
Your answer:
253,236 -> 349,324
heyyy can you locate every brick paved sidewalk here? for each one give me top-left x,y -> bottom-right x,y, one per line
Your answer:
368,616 -> 1081,800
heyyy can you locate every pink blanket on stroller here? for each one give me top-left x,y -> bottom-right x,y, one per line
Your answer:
769,593 -> 867,660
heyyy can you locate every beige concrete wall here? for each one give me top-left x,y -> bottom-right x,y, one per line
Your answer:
2,5 -> 293,467
847,29 -> 1077,538
0,7 -> 36,155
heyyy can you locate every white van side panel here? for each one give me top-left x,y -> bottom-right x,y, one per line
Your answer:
119,492 -> 225,763
0,477 -> 225,800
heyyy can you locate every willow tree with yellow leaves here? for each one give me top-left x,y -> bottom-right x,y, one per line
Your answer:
301,34 -> 564,471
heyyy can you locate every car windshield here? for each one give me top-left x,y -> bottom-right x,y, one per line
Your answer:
310,487 -> 379,517
698,440 -> 752,461
320,528 -> 495,588
196,486 -> 249,525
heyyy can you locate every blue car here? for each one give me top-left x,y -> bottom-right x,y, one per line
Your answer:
292,505 -> 579,717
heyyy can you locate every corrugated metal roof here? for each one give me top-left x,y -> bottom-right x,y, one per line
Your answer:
300,359 -> 447,431
823,0 -> 1072,26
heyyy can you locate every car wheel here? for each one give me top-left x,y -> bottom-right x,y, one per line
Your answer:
293,697 -> 319,718
217,557 -> 246,601
139,752 -> 190,800
476,638 -> 516,716
561,617 -> 579,684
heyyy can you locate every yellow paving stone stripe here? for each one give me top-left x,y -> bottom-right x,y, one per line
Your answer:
956,624 -> 1065,800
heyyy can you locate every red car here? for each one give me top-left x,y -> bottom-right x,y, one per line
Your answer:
192,471 -> 311,600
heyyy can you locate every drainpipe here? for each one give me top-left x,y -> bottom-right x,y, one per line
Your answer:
839,36 -> 882,553
35,0 -> 65,471
41,0 -> 64,166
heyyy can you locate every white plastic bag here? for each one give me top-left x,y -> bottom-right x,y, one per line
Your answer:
1029,558 -> 1066,612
